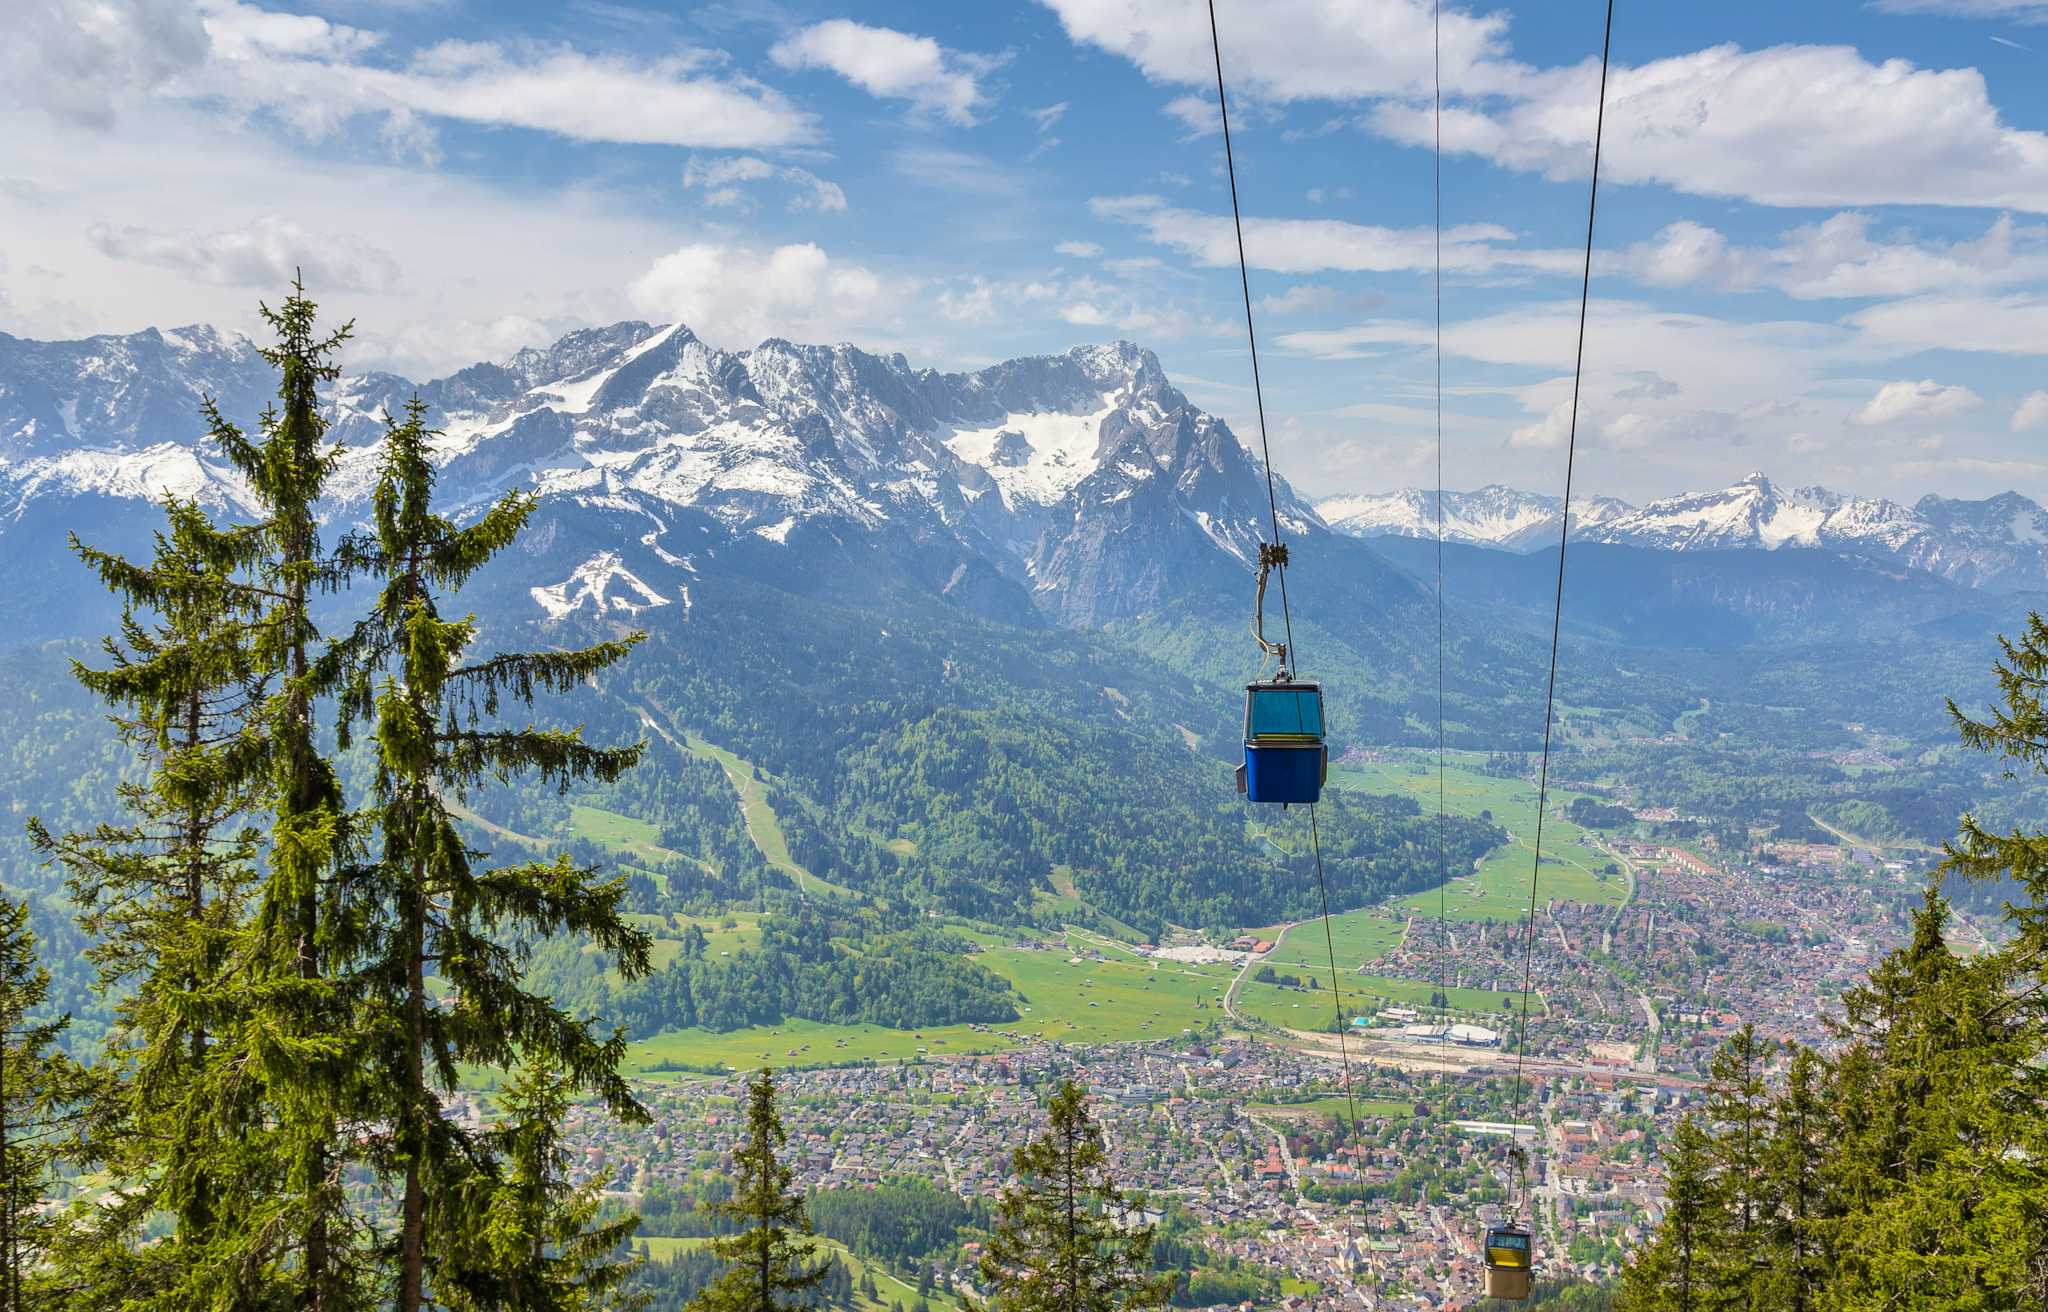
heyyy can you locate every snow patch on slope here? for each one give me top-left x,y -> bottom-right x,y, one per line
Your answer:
5,443 -> 260,518
943,399 -> 1117,508
530,552 -> 669,620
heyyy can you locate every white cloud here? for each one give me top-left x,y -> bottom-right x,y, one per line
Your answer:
682,155 -> 847,212
1619,213 -> 2048,298
8,0 -> 816,152
1163,93 -> 1220,138
5,0 -> 211,128
1054,241 -> 1102,258
0,104 -> 678,378
1028,101 -> 1067,132
1037,0 -> 1525,101
2013,390 -> 2048,431
890,146 -> 1023,197
770,19 -> 988,125
1255,284 -> 1342,316
937,278 -> 998,323
1854,379 -> 1984,425
1372,43 -> 2048,212
85,215 -> 401,291
1276,298 -> 1853,487
627,242 -> 889,351
1093,194 -> 1577,275
1043,2 -> 2048,212
1845,293 -> 2048,355
1872,0 -> 2048,18
931,270 -> 1223,342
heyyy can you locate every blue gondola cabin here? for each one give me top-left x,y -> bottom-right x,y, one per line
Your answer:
1238,680 -> 1327,805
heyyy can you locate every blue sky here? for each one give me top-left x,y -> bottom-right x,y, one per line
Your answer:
4,0 -> 2047,503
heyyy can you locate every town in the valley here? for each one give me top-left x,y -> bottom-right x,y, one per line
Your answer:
522,776 -> 1946,1311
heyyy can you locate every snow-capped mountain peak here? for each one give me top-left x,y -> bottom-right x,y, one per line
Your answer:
1318,484 -> 1631,552
0,321 -> 1315,627
1319,473 -> 2048,592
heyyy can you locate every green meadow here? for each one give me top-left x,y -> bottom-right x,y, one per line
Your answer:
625,938 -> 1241,1073
678,732 -> 859,900
1250,1094 -> 1416,1121
1330,758 -> 1627,921
1260,908 -> 1406,973
1232,975 -> 1536,1032
635,1235 -> 962,1312
567,803 -> 683,868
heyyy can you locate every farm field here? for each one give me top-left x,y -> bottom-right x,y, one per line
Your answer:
1250,1094 -> 1416,1121
1330,758 -> 1627,921
1259,908 -> 1406,973
1232,975 -> 1535,1032
636,1235 -> 962,1312
607,911 -> 765,984
626,937 -> 1241,1073
567,803 -> 684,869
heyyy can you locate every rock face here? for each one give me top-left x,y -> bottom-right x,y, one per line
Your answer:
0,321 -> 1322,636
1320,473 -> 2048,593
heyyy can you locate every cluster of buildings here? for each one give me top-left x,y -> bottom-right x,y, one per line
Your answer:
534,785 -> 1950,1306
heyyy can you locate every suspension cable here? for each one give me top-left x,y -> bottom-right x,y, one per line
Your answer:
1207,0 -> 1295,672
1432,0 -> 1453,1078
1509,0 -> 1618,1219
1207,0 -> 1364,1232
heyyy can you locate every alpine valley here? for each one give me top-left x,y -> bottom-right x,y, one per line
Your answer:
0,319 -> 2040,1050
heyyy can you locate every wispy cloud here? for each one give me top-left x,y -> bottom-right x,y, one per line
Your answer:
770,19 -> 995,125
86,214 -> 402,290
682,155 -> 847,212
6,0 -> 816,151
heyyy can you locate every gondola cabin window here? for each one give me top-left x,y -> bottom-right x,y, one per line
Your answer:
1245,684 -> 1324,741
1484,1228 -> 1531,1269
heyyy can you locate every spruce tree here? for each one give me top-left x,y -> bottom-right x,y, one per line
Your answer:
445,1055 -> 646,1312
1945,610 -> 2048,949
1827,890 -> 2044,1307
0,894 -> 84,1312
688,1068 -> 826,1312
1762,1046 -> 1829,1312
1700,1024 -> 1773,1302
1613,1118 -> 1721,1312
30,501 -> 276,1307
197,281 -> 364,1309
979,1081 -> 1173,1312
333,397 -> 651,1309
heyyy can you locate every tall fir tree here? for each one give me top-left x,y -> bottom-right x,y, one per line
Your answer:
445,1055 -> 647,1312
1827,889 -> 2046,1308
0,894 -> 84,1312
979,1081 -> 1173,1312
1700,1024 -> 1774,1304
195,281 -> 366,1309
687,1069 -> 826,1312
30,501 -> 278,1308
1614,1118 -> 1723,1312
1761,1046 -> 1829,1312
332,397 -> 651,1309
1944,610 -> 2048,952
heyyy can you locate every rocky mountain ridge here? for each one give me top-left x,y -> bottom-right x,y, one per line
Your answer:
0,320 -> 1318,631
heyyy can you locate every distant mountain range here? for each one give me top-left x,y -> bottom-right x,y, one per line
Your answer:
1,319 -> 2039,664
1319,476 -> 2048,593
0,320 -> 1318,635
